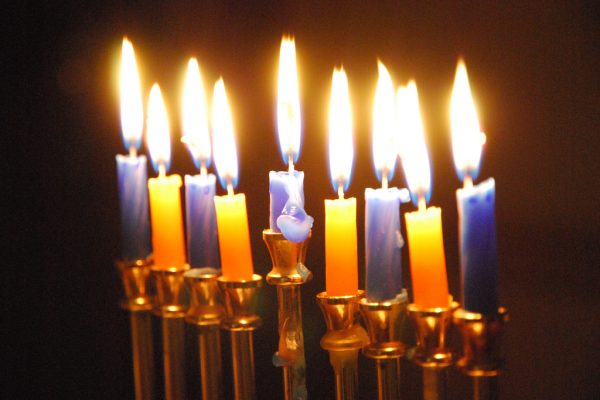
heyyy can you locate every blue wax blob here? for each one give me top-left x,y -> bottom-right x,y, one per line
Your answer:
457,178 -> 498,314
185,174 -> 221,268
365,187 -> 405,302
269,171 -> 313,242
116,154 -> 152,261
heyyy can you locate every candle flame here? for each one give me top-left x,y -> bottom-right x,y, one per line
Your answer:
328,67 -> 354,195
450,60 -> 485,182
277,36 -> 302,167
397,81 -> 431,206
212,78 -> 239,190
120,38 -> 144,152
182,58 -> 211,170
372,61 -> 397,183
146,84 -> 171,174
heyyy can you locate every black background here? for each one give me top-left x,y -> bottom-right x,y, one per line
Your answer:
8,1 -> 600,399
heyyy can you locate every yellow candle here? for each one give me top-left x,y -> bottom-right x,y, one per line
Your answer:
211,78 -> 254,281
148,175 -> 186,268
214,193 -> 253,281
145,83 -> 186,270
397,81 -> 450,308
405,207 -> 449,308
325,198 -> 358,296
325,67 -> 358,296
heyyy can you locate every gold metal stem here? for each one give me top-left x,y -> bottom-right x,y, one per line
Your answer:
117,258 -> 155,400
263,230 -> 312,400
375,359 -> 401,400
218,274 -> 263,400
161,317 -> 186,400
129,311 -> 155,400
423,368 -> 447,400
473,376 -> 498,400
317,291 -> 368,400
151,266 -> 189,400
184,268 -> 224,400
331,350 -> 360,400
197,328 -> 223,400
275,284 -> 306,400
231,330 -> 256,400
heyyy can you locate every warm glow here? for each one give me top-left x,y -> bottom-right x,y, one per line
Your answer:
397,81 -> 431,204
182,58 -> 211,168
328,68 -> 353,194
146,84 -> 171,173
277,36 -> 302,165
120,38 -> 144,151
212,78 -> 239,190
372,61 -> 397,183
450,60 -> 485,182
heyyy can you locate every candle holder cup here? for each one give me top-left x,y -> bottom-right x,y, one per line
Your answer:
453,307 -> 508,400
218,274 -> 263,400
184,268 -> 224,400
317,291 -> 368,400
262,230 -> 312,400
151,265 -> 190,400
116,257 -> 155,400
407,301 -> 459,400
359,290 -> 409,400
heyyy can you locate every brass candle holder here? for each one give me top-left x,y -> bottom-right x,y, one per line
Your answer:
116,257 -> 155,400
184,268 -> 224,400
317,291 -> 368,400
454,307 -> 508,400
359,290 -> 409,400
218,274 -> 263,400
151,265 -> 190,400
263,230 -> 312,400
407,301 -> 459,400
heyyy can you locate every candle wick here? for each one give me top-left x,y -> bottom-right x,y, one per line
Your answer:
158,163 -> 166,177
337,183 -> 344,200
288,153 -> 294,173
381,173 -> 388,190
200,161 -> 207,178
129,146 -> 137,158
226,179 -> 234,196
464,175 -> 473,189
418,195 -> 427,212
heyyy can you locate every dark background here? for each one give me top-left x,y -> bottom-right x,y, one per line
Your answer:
8,1 -> 600,399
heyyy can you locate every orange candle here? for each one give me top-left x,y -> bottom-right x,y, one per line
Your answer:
145,83 -> 186,269
211,78 -> 254,281
325,67 -> 358,296
405,207 -> 449,308
148,175 -> 186,268
398,81 -> 449,308
325,198 -> 358,295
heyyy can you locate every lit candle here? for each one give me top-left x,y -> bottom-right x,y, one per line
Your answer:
365,62 -> 411,302
451,61 -> 498,314
399,81 -> 450,309
146,84 -> 187,269
116,39 -> 152,262
269,37 -> 313,243
212,78 -> 254,281
325,67 -> 358,296
181,58 -> 220,269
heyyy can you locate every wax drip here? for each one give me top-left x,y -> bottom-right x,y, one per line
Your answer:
276,174 -> 313,242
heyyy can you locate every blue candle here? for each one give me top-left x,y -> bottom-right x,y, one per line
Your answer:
457,178 -> 497,313
269,171 -> 312,242
185,174 -> 220,268
116,38 -> 151,261
269,37 -> 313,243
365,188 -> 410,301
451,60 -> 498,314
116,155 -> 152,261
